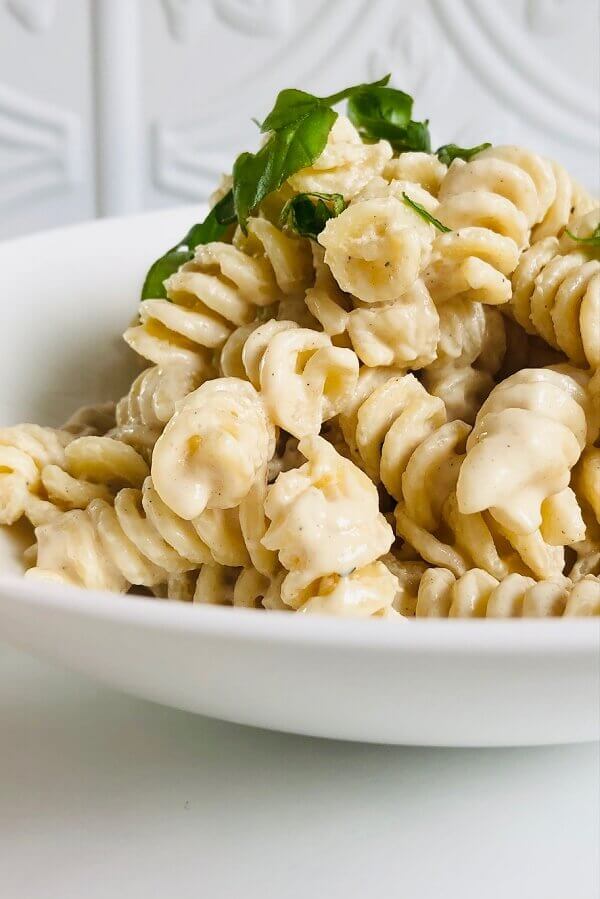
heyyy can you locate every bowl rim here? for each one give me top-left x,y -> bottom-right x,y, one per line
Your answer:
0,204 -> 199,255
1,574 -> 598,655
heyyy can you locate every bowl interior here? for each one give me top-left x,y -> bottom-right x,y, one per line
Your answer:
0,206 -> 199,574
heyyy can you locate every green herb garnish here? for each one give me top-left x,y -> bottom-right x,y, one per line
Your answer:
347,86 -> 431,153
401,192 -> 450,232
436,142 -> 491,166
142,76 -> 439,294
280,192 -> 346,239
233,76 -> 391,231
564,222 -> 600,246
141,190 -> 234,300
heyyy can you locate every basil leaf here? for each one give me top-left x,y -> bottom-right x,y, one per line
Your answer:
401,192 -> 450,233
436,142 -> 491,166
261,76 -> 391,133
394,119 -> 431,153
234,106 -> 337,231
141,198 -> 230,300
280,192 -> 346,239
347,86 -> 430,152
213,188 -> 236,225
234,76 -> 392,230
564,222 -> 600,246
347,87 -> 412,133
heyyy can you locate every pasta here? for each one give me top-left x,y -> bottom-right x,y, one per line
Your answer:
415,568 -> 600,618
457,368 -> 588,535
319,195 -> 434,302
0,424 -> 73,526
62,402 -> 116,438
262,435 -> 394,607
532,162 -> 596,243
306,245 -> 440,370
151,377 -> 276,519
5,78 -> 599,620
110,362 -> 206,458
422,300 -> 506,423
509,211 -> 600,369
221,318 -> 359,437
424,146 -> 562,307
382,152 -> 448,197
124,217 -> 311,370
339,370 -> 446,499
40,435 -> 148,512
287,115 -> 392,200
289,562 -> 399,617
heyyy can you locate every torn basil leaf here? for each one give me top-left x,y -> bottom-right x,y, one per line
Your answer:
436,142 -> 491,166
141,190 -> 234,300
347,86 -> 431,153
233,76 -> 391,230
280,192 -> 346,239
233,106 -> 337,232
401,192 -> 450,233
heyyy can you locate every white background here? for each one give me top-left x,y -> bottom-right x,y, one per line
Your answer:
1,642 -> 599,899
0,0 -> 598,239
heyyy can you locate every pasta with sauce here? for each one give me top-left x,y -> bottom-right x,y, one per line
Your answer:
5,77 -> 599,618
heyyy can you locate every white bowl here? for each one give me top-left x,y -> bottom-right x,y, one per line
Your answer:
0,209 -> 598,747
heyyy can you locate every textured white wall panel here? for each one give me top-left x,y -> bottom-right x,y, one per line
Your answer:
0,0 -> 597,236
0,0 -> 94,238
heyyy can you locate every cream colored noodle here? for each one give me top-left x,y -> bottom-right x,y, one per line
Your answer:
7,121 -> 600,618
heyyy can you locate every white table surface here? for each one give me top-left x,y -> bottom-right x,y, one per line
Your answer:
1,642 -> 598,899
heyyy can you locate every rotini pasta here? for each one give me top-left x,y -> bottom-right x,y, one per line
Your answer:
288,562 -> 399,617
287,115 -> 392,200
424,146 -> 560,307
221,318 -> 359,438
415,568 -> 599,618
509,211 -> 600,369
262,435 -> 394,606
151,377 -> 276,520
339,370 -> 446,499
382,152 -> 448,197
457,368 -> 588,535
318,196 -> 434,303
62,402 -> 116,438
6,81 -> 600,619
124,217 -> 311,369
0,424 -> 72,526
305,245 -> 440,369
110,362 -> 205,457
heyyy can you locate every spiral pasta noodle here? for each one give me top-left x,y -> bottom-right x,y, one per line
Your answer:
422,300 -> 507,423
110,362 -> 205,458
532,161 -> 597,242
262,435 -> 394,607
220,318 -> 359,438
319,195 -> 435,304
415,568 -> 599,618
287,115 -> 392,200
124,218 -> 312,369
151,377 -> 276,520
457,368 -> 589,536
40,436 -> 149,512
425,146 -> 559,307
510,211 -> 600,370
0,424 -> 73,526
27,476 -> 211,592
382,152 -> 448,197
305,245 -> 439,369
339,370 -> 446,499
